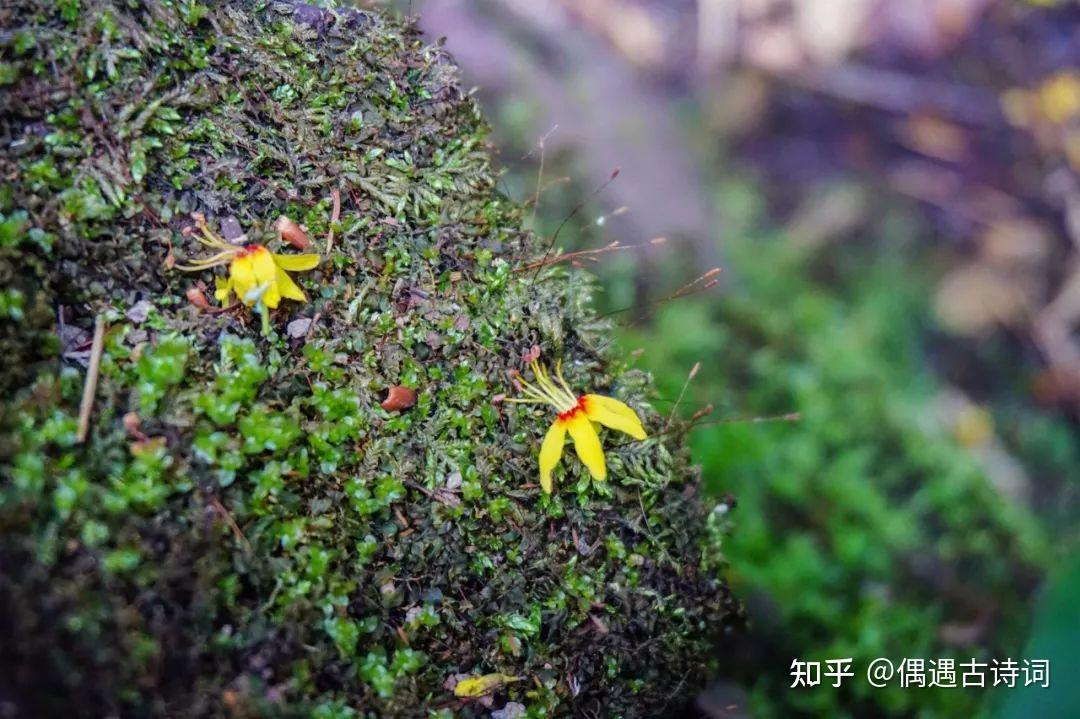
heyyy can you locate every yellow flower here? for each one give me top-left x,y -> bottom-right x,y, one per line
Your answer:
177,216 -> 319,309
1039,71 -> 1080,125
211,244 -> 319,309
453,673 -> 521,698
509,359 -> 647,493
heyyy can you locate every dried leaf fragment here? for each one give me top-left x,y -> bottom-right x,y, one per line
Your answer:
286,317 -> 313,338
381,385 -> 417,411
186,285 -> 211,310
275,215 -> 311,250
453,673 -> 521,698
126,300 -> 152,324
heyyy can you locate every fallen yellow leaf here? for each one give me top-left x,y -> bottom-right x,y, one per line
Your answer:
453,673 -> 521,698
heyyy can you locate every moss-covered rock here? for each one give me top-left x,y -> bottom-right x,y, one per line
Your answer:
0,2 -> 738,716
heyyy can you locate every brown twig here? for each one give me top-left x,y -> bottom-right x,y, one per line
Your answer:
76,315 -> 106,443
607,410 -> 801,450
591,267 -> 725,355
693,411 -> 802,428
530,131 -> 548,229
529,168 -> 621,281
599,267 -> 721,319
516,236 -> 666,273
209,494 -> 252,554
665,362 -> 700,430
326,188 -> 341,255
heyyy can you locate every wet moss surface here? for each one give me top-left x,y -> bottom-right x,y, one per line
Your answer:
0,2 -> 739,716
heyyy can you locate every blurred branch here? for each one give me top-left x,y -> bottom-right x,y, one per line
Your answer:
790,64 -> 1004,127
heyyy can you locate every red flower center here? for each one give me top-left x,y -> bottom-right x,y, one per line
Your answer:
237,244 -> 266,257
557,396 -> 587,421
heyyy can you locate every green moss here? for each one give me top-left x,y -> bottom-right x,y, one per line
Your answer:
619,183 -> 1052,718
0,1 -> 737,717
135,334 -> 190,413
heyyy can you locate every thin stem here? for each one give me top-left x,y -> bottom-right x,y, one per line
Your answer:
515,373 -> 564,408
175,252 -> 235,271
552,360 -> 579,405
665,362 -> 700,431
533,361 -> 576,410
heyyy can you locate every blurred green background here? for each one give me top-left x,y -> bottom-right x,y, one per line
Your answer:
382,0 -> 1080,715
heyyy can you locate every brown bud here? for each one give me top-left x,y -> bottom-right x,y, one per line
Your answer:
122,411 -> 143,439
380,385 -> 417,411
186,285 -> 211,310
222,689 -> 240,710
1033,367 -> 1080,405
275,215 -> 311,250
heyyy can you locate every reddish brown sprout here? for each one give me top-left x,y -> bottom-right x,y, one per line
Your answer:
186,285 -> 211,310
275,215 -> 311,250
381,385 -> 418,411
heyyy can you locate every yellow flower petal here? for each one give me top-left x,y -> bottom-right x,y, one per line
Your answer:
262,282 -> 281,308
1040,72 -> 1080,124
229,254 -> 257,304
214,276 -> 233,303
239,247 -> 280,307
250,246 -> 277,283
275,264 -> 308,303
582,394 -> 646,440
538,419 -> 568,493
566,412 -> 606,480
272,252 -> 320,271
453,673 -> 521,698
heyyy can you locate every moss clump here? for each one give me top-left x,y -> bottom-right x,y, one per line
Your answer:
0,2 -> 738,716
